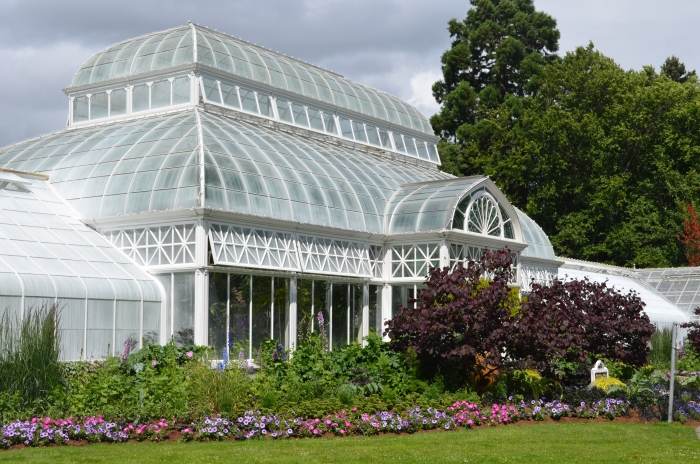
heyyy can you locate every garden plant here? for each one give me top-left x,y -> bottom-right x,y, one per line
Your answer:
0,250 -> 699,452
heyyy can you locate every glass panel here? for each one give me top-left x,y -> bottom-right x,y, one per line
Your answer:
427,143 -> 439,163
151,80 -> 171,109
208,272 -> 228,356
416,141 -> 429,160
339,117 -> 353,139
202,77 -> 221,104
405,137 -> 418,156
220,82 -> 240,108
391,285 -> 408,319
368,284 -> 382,335
154,273 -> 171,340
297,279 -> 313,343
90,92 -> 108,119
308,108 -> 324,131
172,76 -> 191,105
252,275 -> 271,359
292,103 -> 309,127
173,272 -> 195,345
272,277 -> 289,349
351,283 -> 363,344
258,94 -> 274,117
110,89 -> 127,116
392,133 -> 406,153
230,274 -> 250,359
239,88 -> 258,113
314,280 -> 330,342
277,100 -> 293,123
366,125 -> 380,146
74,96 -> 88,122
352,121 -> 367,143
323,113 -> 337,135
132,84 -> 150,112
331,283 -> 348,350
378,129 -> 391,149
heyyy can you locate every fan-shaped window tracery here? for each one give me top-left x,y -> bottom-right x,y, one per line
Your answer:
452,188 -> 514,239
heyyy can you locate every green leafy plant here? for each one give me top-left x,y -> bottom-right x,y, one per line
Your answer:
0,304 -> 62,417
512,370 -> 562,400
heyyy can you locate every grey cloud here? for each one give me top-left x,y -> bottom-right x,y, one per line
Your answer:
0,0 -> 466,147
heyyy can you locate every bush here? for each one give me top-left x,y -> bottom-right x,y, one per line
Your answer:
592,377 -> 626,392
0,304 -> 62,418
386,250 -> 515,393
649,327 -> 673,369
512,278 -> 654,376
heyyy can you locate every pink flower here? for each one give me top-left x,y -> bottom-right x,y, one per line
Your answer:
313,429 -> 319,435
152,359 -> 158,366
186,351 -> 193,358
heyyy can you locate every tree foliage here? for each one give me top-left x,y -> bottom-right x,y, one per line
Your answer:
438,43 -> 700,267
431,0 -> 559,141
387,255 -> 656,383
661,55 -> 697,83
385,250 -> 515,386
681,204 -> 700,266
512,279 -> 655,375
681,307 -> 700,353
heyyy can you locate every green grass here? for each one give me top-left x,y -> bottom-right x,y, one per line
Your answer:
1,422 -> 698,463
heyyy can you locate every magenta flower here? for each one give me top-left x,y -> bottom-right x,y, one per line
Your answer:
186,351 -> 193,358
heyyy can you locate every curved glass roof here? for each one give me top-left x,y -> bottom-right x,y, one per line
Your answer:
384,177 -> 484,234
0,174 -> 162,359
0,109 -> 450,235
70,25 -> 433,136
515,208 -> 556,260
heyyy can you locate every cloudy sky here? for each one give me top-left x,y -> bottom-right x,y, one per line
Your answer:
1,0 -> 699,147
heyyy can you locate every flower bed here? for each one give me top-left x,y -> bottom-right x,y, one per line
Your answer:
0,398 -> 633,450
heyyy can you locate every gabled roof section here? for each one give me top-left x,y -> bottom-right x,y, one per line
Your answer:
0,173 -> 162,302
0,109 -> 450,234
69,24 -> 433,136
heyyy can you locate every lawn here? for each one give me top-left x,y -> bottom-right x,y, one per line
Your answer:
1,422 -> 698,463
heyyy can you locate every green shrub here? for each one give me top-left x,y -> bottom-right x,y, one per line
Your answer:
186,362 -> 253,417
336,383 -> 356,406
0,304 -> 62,418
649,328 -> 673,369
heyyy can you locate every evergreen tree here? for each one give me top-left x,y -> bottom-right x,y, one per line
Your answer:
430,0 -> 559,142
661,55 -> 697,83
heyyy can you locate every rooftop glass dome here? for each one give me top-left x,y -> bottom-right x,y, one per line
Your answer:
69,24 -> 433,136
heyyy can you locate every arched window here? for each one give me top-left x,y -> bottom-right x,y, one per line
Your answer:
452,188 -> 514,239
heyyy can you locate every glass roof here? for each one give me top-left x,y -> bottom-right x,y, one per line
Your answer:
384,177 -> 485,234
560,267 -> 689,327
636,267 -> 700,317
515,208 -> 556,260
0,174 -> 161,308
0,109 -> 450,235
70,25 -> 433,136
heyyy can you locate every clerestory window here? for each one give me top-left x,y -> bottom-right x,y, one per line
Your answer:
452,188 -> 514,239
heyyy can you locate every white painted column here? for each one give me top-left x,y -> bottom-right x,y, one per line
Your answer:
439,239 -> 450,270
194,220 -> 209,346
362,282 -> 369,346
381,283 -> 392,342
289,274 -> 297,351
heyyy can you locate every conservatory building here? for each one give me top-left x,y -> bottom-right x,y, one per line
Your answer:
1,23 -> 668,361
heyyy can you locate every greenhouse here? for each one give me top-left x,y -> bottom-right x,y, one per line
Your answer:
0,24 -> 687,360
